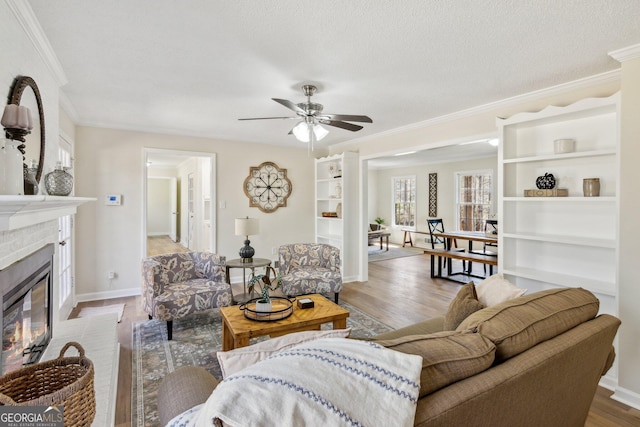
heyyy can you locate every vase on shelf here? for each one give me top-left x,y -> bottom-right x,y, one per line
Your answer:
335,182 -> 342,199
45,161 -> 73,196
0,139 -> 24,195
583,178 -> 600,197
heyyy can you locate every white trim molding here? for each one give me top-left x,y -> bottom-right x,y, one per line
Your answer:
612,386 -> 640,411
609,44 -> 640,63
333,69 -> 621,151
6,0 -> 68,87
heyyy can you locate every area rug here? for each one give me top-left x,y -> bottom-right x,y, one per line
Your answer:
77,303 -> 125,322
131,299 -> 392,426
368,245 -> 425,262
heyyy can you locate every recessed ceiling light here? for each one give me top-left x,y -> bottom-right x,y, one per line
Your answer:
394,151 -> 417,156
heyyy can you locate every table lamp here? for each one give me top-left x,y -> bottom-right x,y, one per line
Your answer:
235,217 -> 259,263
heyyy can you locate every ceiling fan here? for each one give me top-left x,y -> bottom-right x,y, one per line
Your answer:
239,84 -> 372,149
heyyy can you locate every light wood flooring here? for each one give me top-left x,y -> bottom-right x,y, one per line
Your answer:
71,239 -> 640,427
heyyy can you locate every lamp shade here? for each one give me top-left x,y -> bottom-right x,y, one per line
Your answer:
1,105 -> 33,130
235,217 -> 259,236
292,121 -> 310,142
313,124 -> 329,141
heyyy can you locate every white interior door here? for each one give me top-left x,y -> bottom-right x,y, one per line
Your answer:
169,177 -> 178,242
57,133 -> 74,318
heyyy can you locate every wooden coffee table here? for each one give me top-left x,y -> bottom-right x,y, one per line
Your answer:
220,294 -> 350,351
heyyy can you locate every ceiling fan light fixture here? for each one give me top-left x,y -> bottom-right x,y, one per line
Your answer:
292,121 -> 310,142
313,124 -> 329,141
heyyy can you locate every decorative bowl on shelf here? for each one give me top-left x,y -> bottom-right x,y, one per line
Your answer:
554,138 -> 575,154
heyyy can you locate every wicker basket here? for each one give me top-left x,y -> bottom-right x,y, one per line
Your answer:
0,341 -> 96,427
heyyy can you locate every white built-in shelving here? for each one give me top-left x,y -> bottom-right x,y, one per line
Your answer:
315,152 -> 358,282
498,92 -> 619,316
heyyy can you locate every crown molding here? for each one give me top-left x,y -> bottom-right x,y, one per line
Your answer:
6,0 -> 67,87
609,44 -> 640,62
58,90 -> 79,122
332,69 -> 621,151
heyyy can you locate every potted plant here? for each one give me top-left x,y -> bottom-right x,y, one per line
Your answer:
374,217 -> 385,225
247,267 -> 282,315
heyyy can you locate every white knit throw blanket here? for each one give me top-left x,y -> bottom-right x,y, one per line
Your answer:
195,338 -> 422,427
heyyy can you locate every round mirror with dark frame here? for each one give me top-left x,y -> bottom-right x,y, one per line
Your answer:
5,75 -> 46,189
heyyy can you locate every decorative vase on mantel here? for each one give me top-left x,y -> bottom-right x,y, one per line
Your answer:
0,139 -> 24,195
44,161 -> 73,196
24,159 -> 38,195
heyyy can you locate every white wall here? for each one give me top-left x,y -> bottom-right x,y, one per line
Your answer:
0,2 -> 67,324
369,156 -> 497,246
73,127 -> 315,298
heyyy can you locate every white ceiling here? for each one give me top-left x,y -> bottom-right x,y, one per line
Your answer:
27,0 -> 640,157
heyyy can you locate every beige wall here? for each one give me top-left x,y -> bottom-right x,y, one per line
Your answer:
146,178 -> 172,235
617,57 -> 640,405
74,127 -> 315,297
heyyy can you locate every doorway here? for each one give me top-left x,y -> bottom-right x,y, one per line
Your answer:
143,149 -> 216,257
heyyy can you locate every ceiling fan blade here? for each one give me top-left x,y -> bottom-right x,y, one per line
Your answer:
319,114 -> 373,123
272,98 -> 307,115
319,119 -> 364,132
238,116 -> 298,121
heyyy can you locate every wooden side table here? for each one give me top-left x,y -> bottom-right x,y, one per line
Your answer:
225,258 -> 272,304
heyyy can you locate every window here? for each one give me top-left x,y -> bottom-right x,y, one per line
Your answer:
456,170 -> 493,231
392,176 -> 416,228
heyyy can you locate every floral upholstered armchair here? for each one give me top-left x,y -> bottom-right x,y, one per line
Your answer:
141,252 -> 232,340
278,243 -> 343,303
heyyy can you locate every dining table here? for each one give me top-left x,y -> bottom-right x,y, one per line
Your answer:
432,230 -> 498,280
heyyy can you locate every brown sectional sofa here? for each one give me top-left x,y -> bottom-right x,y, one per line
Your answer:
158,287 -> 620,427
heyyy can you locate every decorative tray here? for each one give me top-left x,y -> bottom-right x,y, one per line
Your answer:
239,297 -> 295,322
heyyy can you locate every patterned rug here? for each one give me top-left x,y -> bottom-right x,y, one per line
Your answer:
131,299 -> 393,426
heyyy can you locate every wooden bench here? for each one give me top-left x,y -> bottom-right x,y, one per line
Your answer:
424,248 -> 497,283
401,229 -> 431,247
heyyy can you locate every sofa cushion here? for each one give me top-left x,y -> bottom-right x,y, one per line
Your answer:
456,287 -> 599,362
375,331 -> 496,397
443,282 -> 484,330
475,273 -> 526,306
216,328 -> 351,378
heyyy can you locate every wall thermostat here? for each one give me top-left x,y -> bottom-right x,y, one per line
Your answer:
105,194 -> 122,205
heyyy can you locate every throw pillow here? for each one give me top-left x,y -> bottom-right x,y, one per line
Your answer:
216,328 -> 351,377
475,273 -> 526,306
443,282 -> 484,330
456,287 -> 599,362
375,331 -> 496,397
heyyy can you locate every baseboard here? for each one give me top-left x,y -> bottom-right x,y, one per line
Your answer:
75,287 -> 141,303
147,232 -> 170,237
599,375 -> 617,391
611,385 -> 640,410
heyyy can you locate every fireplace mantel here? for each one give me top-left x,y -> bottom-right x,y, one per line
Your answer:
0,195 -> 96,231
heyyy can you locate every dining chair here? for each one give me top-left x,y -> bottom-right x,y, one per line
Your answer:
426,219 -> 465,270
470,219 -> 498,274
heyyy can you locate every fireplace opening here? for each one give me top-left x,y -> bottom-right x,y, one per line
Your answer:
0,244 -> 53,375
